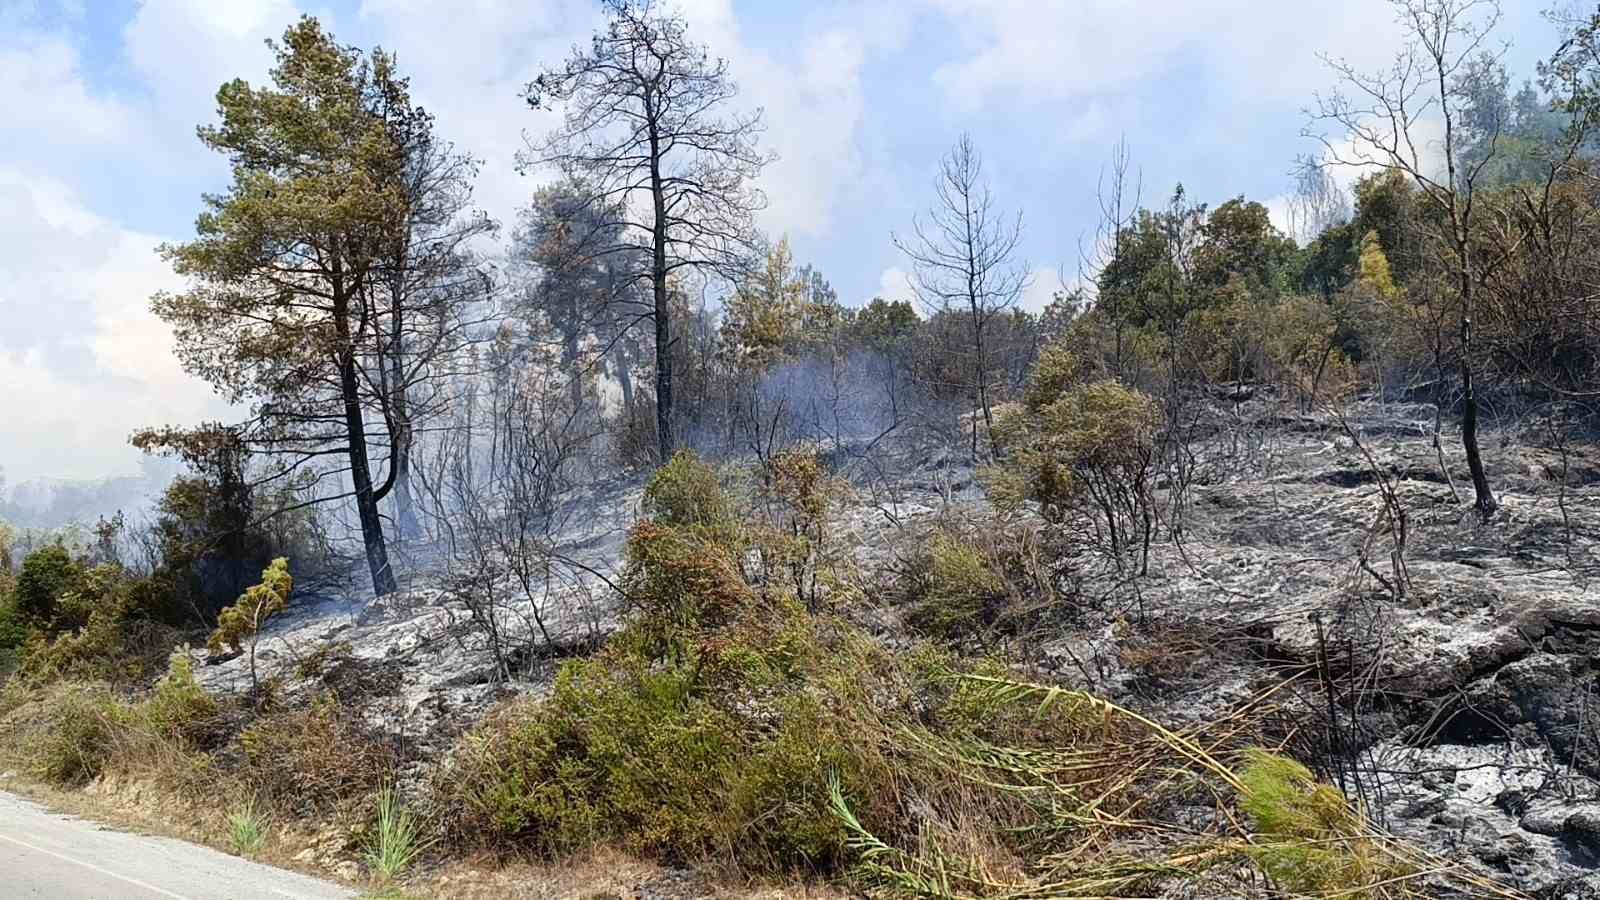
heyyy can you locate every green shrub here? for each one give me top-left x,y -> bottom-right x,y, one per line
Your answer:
621,522 -> 753,659
641,449 -> 739,543
902,533 -> 1009,640
31,683 -> 126,786
208,558 -> 292,655
441,498 -> 901,874
0,595 -> 27,651
16,566 -> 180,685
989,369 -> 1161,570
140,654 -> 218,746
1239,749 -> 1410,897
445,640 -> 889,871
14,544 -> 83,626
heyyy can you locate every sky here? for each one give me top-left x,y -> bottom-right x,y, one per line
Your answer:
0,0 -> 1562,485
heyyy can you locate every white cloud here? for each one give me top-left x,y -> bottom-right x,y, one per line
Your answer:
0,169 -> 226,482
924,0 -> 1403,112
124,0 -> 301,111
1020,265 -> 1062,313
876,266 -> 916,304
356,0 -> 597,234
569,0 -> 885,239
0,31 -> 134,167
355,0 -> 887,243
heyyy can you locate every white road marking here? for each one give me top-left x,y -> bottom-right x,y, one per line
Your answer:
0,830 -> 192,900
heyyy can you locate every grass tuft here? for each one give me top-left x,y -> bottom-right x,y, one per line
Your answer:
365,785 -> 433,883
226,794 -> 269,857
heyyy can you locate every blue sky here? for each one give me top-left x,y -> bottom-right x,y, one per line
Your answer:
0,0 -> 1561,483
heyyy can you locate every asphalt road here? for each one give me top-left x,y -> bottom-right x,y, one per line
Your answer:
0,791 -> 355,900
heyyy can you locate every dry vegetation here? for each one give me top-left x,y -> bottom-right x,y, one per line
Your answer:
5,0 -> 1600,897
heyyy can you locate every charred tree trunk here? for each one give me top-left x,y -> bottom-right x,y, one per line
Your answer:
649,123 -> 674,465
387,270 -> 420,542
334,279 -> 397,597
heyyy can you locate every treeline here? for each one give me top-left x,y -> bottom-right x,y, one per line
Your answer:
14,0 -> 1592,605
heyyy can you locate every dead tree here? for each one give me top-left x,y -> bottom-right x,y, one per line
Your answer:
521,0 -> 771,465
370,80 -> 497,542
1080,137 -> 1143,379
895,134 -> 1029,461
1307,0 -> 1505,521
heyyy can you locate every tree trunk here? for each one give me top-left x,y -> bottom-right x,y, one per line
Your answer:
1459,304 -> 1496,520
393,439 -> 418,539
564,320 -> 584,413
334,278 -> 397,597
649,126 -> 674,465
387,273 -> 420,541
615,345 -> 635,410
342,352 -> 397,596
341,355 -> 398,595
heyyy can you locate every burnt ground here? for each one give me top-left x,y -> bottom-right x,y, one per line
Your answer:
191,397 -> 1600,897
1015,398 -> 1600,897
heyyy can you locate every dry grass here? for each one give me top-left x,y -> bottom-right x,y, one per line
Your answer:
415,848 -> 854,899
830,671 -> 1534,900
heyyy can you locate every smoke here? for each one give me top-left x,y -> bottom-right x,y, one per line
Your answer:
753,350 -> 903,452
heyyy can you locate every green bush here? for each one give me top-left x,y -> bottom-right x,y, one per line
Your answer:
1239,750 -> 1410,897
31,683 -> 126,786
443,632 -> 892,871
14,544 -> 83,627
441,483 -> 902,874
17,566 -> 179,685
140,654 -> 218,746
989,364 -> 1161,570
902,533 -> 1009,640
0,595 -> 26,651
641,449 -> 739,543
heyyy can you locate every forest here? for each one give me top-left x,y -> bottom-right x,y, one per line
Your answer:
2,0 -> 1599,898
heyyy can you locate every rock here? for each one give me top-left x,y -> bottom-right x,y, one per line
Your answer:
1521,802 -> 1573,837
1565,807 -> 1600,860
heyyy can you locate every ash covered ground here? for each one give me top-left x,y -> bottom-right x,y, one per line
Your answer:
193,396 -> 1600,897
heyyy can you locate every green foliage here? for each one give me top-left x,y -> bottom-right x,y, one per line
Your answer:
17,565 -> 181,685
442,621 -> 887,871
1239,750 -> 1411,897
991,362 -> 1160,569
640,450 -> 739,542
622,522 -> 753,659
1195,196 -> 1297,292
141,654 -> 219,746
226,795 -> 270,857
441,480 -> 907,875
14,544 -> 82,626
208,558 -> 292,655
851,297 -> 919,350
902,533 -> 1008,640
0,594 -> 27,652
365,786 -> 433,882
720,238 -> 812,369
1355,230 -> 1399,301
1020,342 -> 1082,414
30,683 -> 125,786
751,449 -> 852,611
1258,295 -> 1354,409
